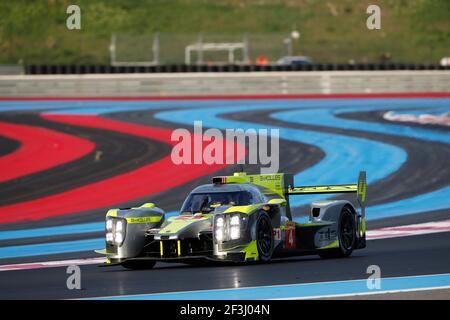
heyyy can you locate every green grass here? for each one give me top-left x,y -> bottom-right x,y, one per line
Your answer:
0,0 -> 448,64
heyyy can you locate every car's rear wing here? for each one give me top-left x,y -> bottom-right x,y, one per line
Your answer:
212,170 -> 367,245
285,171 -> 367,223
212,171 -> 367,215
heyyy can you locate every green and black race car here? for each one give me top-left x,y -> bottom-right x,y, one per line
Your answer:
96,171 -> 367,269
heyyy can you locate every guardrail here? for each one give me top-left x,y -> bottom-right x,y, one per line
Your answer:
0,71 -> 448,97
25,63 -> 449,74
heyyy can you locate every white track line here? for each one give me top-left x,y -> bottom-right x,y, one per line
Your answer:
383,111 -> 450,127
366,219 -> 450,240
280,285 -> 450,300
1,219 -> 450,272
0,257 -> 105,272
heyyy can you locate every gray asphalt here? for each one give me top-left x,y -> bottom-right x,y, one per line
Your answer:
1,232 -> 449,299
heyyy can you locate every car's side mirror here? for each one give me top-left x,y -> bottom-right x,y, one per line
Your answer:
268,198 -> 287,207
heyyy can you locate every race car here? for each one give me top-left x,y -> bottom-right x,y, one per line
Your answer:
96,171 -> 367,269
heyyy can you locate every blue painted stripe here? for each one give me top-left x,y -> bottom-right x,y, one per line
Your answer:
273,106 -> 450,143
93,273 -> 450,300
0,238 -> 104,259
0,212 -> 179,258
367,186 -> 450,220
155,99 -> 448,214
0,222 -> 104,241
0,100 -> 223,115
0,211 -> 178,242
37,100 -> 239,115
3,98 -> 448,116
154,103 -> 407,208
271,103 -> 450,219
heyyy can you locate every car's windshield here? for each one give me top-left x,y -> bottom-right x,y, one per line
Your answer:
181,191 -> 254,213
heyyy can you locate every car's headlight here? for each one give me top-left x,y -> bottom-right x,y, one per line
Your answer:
230,225 -> 240,240
214,214 -> 243,242
116,220 -> 124,232
215,229 -> 224,241
106,232 -> 114,243
105,218 -> 126,246
115,232 -> 124,244
214,216 -> 225,242
106,218 -> 113,231
230,214 -> 241,240
230,215 -> 240,226
216,216 -> 225,227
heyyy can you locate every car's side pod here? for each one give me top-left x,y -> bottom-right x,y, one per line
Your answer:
96,203 -> 166,263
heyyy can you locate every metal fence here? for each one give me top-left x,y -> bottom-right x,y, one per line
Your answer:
109,32 -> 448,66
110,33 -> 301,66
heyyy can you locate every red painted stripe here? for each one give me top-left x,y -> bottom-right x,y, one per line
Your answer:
0,92 -> 449,101
0,121 -> 95,182
0,115 -> 246,223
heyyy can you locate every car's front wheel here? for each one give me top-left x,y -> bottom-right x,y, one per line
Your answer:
256,211 -> 274,262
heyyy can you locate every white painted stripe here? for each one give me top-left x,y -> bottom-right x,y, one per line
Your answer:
367,220 -> 450,240
384,111 -> 450,126
278,285 -> 450,300
1,219 -> 450,272
0,257 -> 105,272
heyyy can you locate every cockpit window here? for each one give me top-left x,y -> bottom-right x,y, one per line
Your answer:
181,191 -> 255,214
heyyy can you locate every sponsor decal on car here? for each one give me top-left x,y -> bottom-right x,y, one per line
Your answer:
285,221 -> 296,249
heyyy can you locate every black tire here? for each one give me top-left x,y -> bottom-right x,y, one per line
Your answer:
255,211 -> 274,262
121,260 -> 156,270
318,206 -> 356,259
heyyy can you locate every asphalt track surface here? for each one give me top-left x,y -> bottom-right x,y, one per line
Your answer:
1,232 -> 449,299
0,94 -> 449,299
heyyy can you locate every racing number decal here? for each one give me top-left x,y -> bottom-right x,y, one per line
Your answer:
273,228 -> 281,241
285,221 -> 296,249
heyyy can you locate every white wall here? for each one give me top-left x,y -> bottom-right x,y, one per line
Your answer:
0,71 -> 448,97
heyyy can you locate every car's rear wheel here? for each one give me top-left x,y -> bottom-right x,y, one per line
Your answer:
121,260 -> 156,270
256,211 -> 274,262
318,205 -> 356,259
